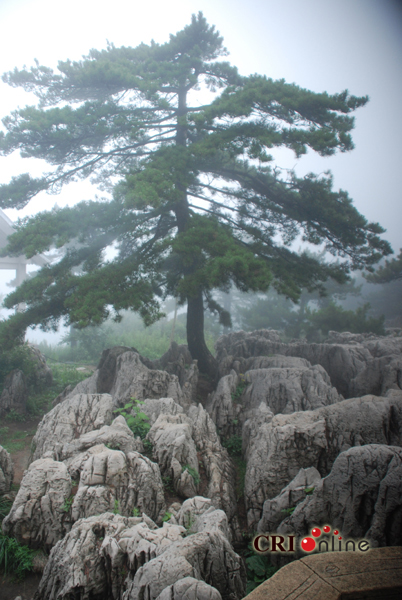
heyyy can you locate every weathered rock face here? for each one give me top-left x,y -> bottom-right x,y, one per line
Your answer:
154,342 -> 199,407
0,369 -> 28,416
257,467 -> 322,533
2,458 -> 71,549
188,404 -> 239,539
66,347 -> 185,407
33,500 -> 245,600
215,329 -> 402,398
276,444 -> 402,548
207,356 -> 341,439
156,577 -> 222,600
245,392 -> 402,527
31,393 -> 115,462
0,444 -> 13,493
148,413 -> 199,498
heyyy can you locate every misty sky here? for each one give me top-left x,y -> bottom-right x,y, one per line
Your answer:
0,0 -> 401,336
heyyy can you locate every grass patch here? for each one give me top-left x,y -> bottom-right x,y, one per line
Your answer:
232,456 -> 247,501
0,532 -> 37,580
0,429 -> 37,454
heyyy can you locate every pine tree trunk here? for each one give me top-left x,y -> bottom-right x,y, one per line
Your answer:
187,291 -> 218,379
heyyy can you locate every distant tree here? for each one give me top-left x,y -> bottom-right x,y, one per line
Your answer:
365,249 -> 402,283
0,13 -> 392,376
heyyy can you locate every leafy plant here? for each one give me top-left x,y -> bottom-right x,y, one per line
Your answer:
222,434 -> 242,457
60,496 -> 74,513
113,399 -> 150,440
281,506 -> 296,515
0,532 -> 37,580
182,465 -> 200,487
162,474 -> 174,494
246,552 -> 279,594
142,439 -> 153,457
0,497 -> 13,522
231,376 -> 247,403
162,511 -> 172,522
5,409 -> 26,423
132,507 -> 140,517
305,486 -> 315,495
113,499 -> 120,515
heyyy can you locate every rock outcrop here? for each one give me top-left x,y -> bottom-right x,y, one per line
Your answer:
245,392 -> 402,527
215,329 -> 402,398
64,347 -> 187,407
33,500 -> 245,600
207,356 -> 341,438
275,444 -> 402,548
0,444 -> 13,494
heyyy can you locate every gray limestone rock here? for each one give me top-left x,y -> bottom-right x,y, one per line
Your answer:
69,448 -> 166,524
277,444 -> 402,548
215,329 -> 402,398
33,504 -> 244,600
242,364 -> 341,415
65,347 -> 185,407
60,415 -> 143,460
33,512 -> 139,600
147,413 -> 199,498
245,392 -> 402,528
2,458 -> 71,549
0,369 -> 28,416
0,444 -> 13,493
30,393 -> 115,462
124,530 -> 245,600
156,577 -> 222,600
257,467 -> 322,532
188,404 -> 239,539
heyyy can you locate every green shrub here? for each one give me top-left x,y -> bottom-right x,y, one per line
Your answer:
231,375 -> 247,403
0,532 -> 37,579
113,398 -> 150,439
246,552 -> 279,594
222,434 -> 242,457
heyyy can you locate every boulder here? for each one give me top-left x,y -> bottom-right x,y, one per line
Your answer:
257,467 -> 322,533
188,404 -> 239,539
30,393 -> 115,462
0,369 -> 28,416
245,392 -> 402,527
2,458 -> 71,549
0,444 -> 13,493
156,577 -> 222,600
147,413 -> 199,498
277,444 -> 402,548
33,502 -> 245,600
215,329 -> 402,398
154,342 -> 199,407
60,415 -> 143,460
33,513 -> 140,600
65,347 -> 185,407
69,449 -> 166,524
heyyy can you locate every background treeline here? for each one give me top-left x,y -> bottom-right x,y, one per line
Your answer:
35,268 -> 401,365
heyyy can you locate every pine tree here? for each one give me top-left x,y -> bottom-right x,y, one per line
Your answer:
0,13 -> 392,375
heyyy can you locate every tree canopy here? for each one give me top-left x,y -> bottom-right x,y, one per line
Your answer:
0,13 -> 392,374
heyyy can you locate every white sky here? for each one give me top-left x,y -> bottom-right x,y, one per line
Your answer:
0,0 -> 401,340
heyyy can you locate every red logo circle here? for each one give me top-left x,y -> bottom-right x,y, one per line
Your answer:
301,537 -> 316,552
323,526 -> 331,533
311,528 -> 321,538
